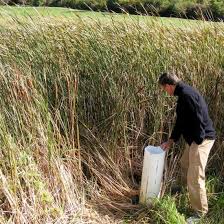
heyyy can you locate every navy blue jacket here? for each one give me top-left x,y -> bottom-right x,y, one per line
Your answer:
170,82 -> 215,145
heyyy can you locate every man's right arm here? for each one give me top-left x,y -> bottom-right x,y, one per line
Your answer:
161,115 -> 182,151
170,115 -> 182,143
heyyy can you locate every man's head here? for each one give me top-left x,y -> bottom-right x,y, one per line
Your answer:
158,72 -> 181,96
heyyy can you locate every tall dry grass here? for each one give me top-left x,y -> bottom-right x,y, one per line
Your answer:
0,13 -> 223,223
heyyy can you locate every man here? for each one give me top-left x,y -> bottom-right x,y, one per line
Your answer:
159,72 -> 215,222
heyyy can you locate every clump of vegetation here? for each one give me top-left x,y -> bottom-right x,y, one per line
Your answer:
151,196 -> 186,224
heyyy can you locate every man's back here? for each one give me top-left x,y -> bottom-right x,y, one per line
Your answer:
172,82 -> 215,145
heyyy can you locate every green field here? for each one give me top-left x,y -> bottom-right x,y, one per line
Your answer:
0,5 -> 215,28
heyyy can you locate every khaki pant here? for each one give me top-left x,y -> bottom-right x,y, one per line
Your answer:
180,139 -> 215,215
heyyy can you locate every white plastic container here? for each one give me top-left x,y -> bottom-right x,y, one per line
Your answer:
140,146 -> 166,204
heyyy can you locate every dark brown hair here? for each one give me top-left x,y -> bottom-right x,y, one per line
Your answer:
158,72 -> 181,85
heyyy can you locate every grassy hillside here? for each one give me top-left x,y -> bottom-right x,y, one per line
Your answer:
0,6 -> 223,224
0,6 -> 210,27
2,0 -> 224,20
